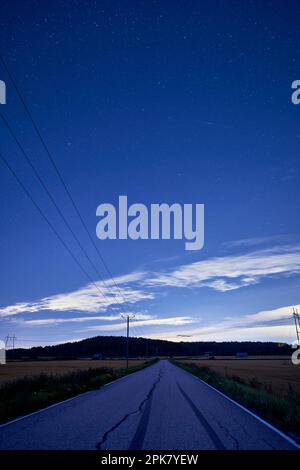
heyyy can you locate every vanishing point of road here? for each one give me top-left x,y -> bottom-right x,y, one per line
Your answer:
0,360 -> 298,450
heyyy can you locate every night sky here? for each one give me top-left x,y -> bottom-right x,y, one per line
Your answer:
0,1 -> 300,347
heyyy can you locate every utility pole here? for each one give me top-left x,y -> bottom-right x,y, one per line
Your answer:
122,314 -> 135,368
293,308 -> 300,345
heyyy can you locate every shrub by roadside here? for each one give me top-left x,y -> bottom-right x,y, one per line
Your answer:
172,360 -> 300,439
0,359 -> 157,424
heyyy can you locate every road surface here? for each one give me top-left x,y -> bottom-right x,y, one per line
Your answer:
0,360 -> 298,450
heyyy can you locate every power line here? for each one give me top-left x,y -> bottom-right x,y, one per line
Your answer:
0,114 -> 138,325
0,110 -> 117,307
10,338 -> 54,342
0,55 -> 144,326
131,318 -> 147,339
0,54 -> 137,321
0,110 -> 102,281
0,126 -> 146,338
0,150 -> 118,311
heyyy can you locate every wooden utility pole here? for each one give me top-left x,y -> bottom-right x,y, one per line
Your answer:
122,314 -> 135,368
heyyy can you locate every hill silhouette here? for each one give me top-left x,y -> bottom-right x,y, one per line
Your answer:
7,335 -> 293,360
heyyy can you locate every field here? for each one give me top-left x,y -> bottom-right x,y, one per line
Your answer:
178,358 -> 300,397
0,359 -> 147,386
0,359 -> 156,424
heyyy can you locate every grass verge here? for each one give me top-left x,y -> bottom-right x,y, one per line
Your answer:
172,360 -> 300,439
0,359 -> 157,424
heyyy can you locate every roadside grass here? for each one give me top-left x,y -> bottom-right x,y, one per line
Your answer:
172,360 -> 300,438
0,359 -> 157,424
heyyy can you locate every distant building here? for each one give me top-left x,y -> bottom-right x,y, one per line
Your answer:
203,351 -> 215,359
235,352 -> 248,358
92,353 -> 104,360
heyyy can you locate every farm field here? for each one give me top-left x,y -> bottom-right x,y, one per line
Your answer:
0,359 -> 148,385
178,358 -> 300,397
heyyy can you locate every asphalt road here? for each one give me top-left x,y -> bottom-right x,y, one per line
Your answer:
0,360 -> 298,450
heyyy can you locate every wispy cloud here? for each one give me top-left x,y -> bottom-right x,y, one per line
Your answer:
18,313 -> 153,326
80,316 -> 196,332
1,244 -> 300,323
0,272 -> 150,317
147,305 -> 299,342
149,325 -> 295,343
144,244 -> 300,291
224,235 -> 292,249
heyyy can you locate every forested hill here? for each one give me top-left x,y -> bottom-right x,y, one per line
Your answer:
7,335 -> 293,360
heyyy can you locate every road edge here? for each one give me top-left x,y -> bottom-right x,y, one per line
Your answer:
0,359 -> 159,429
171,360 -> 300,450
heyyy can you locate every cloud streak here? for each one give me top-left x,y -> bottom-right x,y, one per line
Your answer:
224,235 -> 292,249
0,272 -> 151,317
1,244 -> 300,324
18,313 -> 153,326
144,244 -> 300,291
147,305 -> 299,342
80,316 -> 196,332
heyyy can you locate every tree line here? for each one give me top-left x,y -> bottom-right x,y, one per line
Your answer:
7,335 -> 293,360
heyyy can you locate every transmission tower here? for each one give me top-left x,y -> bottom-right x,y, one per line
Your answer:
4,334 -> 16,349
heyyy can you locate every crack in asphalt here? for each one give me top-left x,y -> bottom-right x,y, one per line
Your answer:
221,414 -> 274,450
212,416 -> 240,450
96,367 -> 163,450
